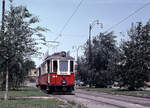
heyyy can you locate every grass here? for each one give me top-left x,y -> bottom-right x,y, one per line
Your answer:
0,98 -> 67,108
77,104 -> 85,108
67,100 -> 76,106
0,87 -> 48,99
0,87 -> 70,108
78,86 -> 150,97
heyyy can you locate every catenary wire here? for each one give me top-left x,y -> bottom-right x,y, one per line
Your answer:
54,0 -> 84,41
104,2 -> 150,33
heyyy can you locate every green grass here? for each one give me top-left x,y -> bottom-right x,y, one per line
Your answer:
0,98 -> 68,108
0,87 -> 71,108
0,87 -> 48,98
78,86 -> 150,97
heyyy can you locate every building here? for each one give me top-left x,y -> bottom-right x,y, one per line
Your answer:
28,69 -> 36,77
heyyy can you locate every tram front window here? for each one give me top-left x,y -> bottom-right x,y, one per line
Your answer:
59,61 -> 68,72
53,60 -> 57,72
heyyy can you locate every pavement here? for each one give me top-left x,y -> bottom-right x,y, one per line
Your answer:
25,81 -> 36,88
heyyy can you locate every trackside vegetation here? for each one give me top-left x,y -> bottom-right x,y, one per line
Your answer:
77,20 -> 150,91
0,1 -> 48,100
0,87 -> 48,98
0,87 -> 71,108
78,87 -> 150,97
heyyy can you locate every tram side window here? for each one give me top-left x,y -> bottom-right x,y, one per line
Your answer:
47,60 -> 50,73
70,61 -> 74,72
53,60 -> 57,72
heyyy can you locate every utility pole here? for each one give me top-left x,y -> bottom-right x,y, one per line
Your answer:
89,24 -> 92,67
72,45 -> 83,61
1,0 -> 8,101
88,20 -> 103,87
1,0 -> 5,33
88,20 -> 103,67
72,45 -> 83,83
1,0 -> 5,91
1,0 -> 8,100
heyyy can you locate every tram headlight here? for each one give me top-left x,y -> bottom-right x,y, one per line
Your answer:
62,78 -> 66,84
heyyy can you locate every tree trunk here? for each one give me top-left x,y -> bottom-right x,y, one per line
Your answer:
4,61 -> 8,100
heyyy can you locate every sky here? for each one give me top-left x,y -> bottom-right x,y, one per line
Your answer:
0,0 -> 150,66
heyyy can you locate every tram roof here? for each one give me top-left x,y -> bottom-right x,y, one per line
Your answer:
44,51 -> 74,61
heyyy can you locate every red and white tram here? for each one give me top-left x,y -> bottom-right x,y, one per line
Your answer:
36,51 -> 75,92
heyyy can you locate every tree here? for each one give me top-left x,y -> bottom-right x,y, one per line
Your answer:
92,32 -> 119,87
82,32 -> 119,87
7,58 -> 36,89
76,56 -> 89,84
117,21 -> 150,90
23,59 -> 36,75
0,5 -> 47,100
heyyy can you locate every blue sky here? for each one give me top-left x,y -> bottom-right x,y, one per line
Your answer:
1,0 -> 150,66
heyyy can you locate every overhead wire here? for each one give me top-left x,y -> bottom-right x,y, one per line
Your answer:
104,2 -> 150,33
54,0 -> 84,41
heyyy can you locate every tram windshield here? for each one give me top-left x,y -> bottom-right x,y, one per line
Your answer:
59,61 -> 68,72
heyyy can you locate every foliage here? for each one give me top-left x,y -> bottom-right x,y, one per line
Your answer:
0,4 -> 47,91
77,20 -> 150,90
76,57 -> 89,84
10,59 -> 36,89
78,32 -> 119,87
117,21 -> 150,90
92,32 -> 119,87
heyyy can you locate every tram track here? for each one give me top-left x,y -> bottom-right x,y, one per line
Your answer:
50,91 -> 149,108
43,90 -> 122,108
75,89 -> 150,107
42,89 -> 150,108
49,92 -> 124,108
74,93 -> 125,108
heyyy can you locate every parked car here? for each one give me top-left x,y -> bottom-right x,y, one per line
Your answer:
75,80 -> 84,86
